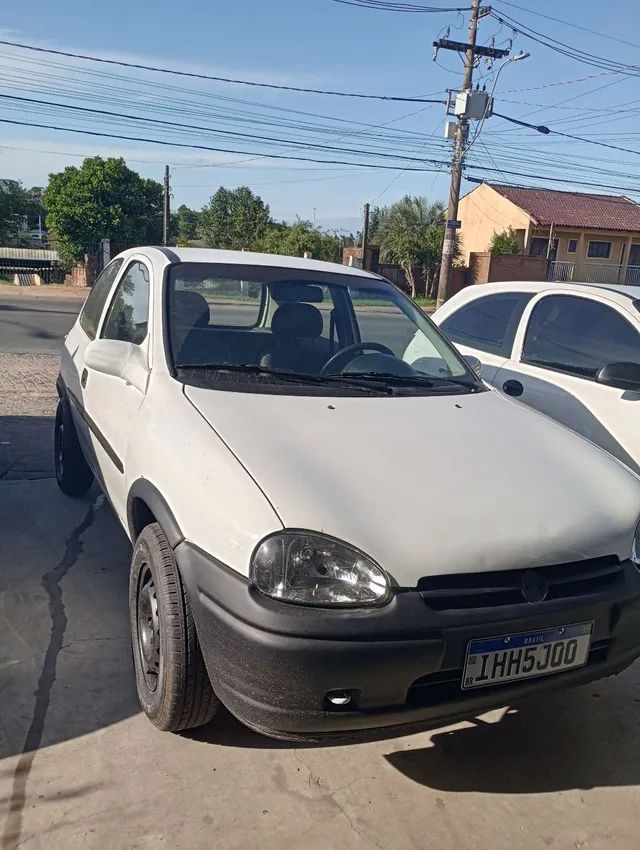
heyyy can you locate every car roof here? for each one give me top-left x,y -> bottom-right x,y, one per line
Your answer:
123,246 -> 383,282
454,280 -> 640,308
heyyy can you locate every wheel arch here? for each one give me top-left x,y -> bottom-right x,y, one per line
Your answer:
127,479 -> 184,549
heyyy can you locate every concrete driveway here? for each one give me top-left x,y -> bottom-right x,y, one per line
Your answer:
2,287 -> 640,849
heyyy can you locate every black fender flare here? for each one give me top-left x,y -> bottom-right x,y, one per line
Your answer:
127,479 -> 184,549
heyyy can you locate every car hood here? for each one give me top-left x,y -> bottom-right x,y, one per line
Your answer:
185,385 -> 640,585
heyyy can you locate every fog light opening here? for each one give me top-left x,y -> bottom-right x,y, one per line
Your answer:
326,691 -> 352,707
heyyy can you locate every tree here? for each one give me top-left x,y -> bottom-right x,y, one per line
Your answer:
171,204 -> 200,245
257,218 -> 345,262
43,157 -> 163,265
489,226 -> 522,255
0,182 -> 28,244
372,196 -> 447,298
198,186 -> 270,250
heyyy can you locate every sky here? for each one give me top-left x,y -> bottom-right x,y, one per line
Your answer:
0,0 -> 639,234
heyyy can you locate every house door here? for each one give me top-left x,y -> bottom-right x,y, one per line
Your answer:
626,244 -> 640,285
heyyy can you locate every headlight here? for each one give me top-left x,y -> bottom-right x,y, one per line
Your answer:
632,521 -> 640,568
250,532 -> 390,607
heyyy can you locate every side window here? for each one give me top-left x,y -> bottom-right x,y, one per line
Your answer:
522,295 -> 640,379
101,261 -> 150,345
79,259 -> 124,340
440,293 -> 534,357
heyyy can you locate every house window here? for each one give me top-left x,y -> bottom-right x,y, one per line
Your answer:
529,237 -> 549,257
567,239 -> 578,254
587,240 -> 611,259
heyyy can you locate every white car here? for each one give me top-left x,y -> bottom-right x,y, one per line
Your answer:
432,281 -> 640,474
56,248 -> 640,741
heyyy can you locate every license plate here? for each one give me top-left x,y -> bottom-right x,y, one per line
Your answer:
462,622 -> 593,690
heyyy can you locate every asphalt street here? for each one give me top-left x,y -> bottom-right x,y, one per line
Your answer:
0,291 -> 83,354
1,286 -> 640,849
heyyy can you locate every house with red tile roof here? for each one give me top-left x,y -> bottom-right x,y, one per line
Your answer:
458,183 -> 640,285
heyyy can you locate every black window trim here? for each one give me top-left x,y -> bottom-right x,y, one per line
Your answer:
99,257 -> 152,345
78,257 -> 125,341
521,292 -> 639,383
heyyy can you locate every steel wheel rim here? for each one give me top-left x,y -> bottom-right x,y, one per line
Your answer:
137,564 -> 160,693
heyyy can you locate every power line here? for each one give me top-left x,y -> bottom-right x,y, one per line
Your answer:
0,38 -> 445,103
3,114 -> 638,196
0,116 -> 451,172
492,111 -> 640,157
330,1 -> 470,11
492,1 -> 640,50
489,10 -> 640,76
0,92 -> 450,164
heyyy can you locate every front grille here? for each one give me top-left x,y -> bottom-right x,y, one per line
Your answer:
418,556 -> 623,611
405,640 -> 611,707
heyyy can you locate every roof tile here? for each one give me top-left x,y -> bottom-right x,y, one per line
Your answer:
490,184 -> 640,232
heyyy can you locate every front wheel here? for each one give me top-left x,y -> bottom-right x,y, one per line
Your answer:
129,523 -> 220,732
54,399 -> 94,496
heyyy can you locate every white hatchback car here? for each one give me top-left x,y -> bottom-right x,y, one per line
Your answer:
432,281 -> 640,474
56,249 -> 640,741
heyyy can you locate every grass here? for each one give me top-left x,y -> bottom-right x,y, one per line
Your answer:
413,296 -> 436,310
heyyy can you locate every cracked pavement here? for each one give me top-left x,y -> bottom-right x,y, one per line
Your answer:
2,287 -> 640,849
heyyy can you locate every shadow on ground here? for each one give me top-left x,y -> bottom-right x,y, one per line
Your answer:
385,664 -> 640,793
0,416 -> 56,479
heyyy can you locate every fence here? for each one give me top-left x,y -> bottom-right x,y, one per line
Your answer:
0,241 -> 110,286
548,261 -> 640,285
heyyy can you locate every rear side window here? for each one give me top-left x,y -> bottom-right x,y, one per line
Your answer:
78,259 -> 124,340
522,294 -> 640,379
101,261 -> 150,345
440,292 -> 533,356
170,267 -> 263,328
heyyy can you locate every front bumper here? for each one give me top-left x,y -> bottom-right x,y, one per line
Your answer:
176,543 -> 640,741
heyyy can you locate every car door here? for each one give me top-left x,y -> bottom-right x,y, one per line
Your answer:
81,258 -> 152,521
494,292 -> 640,474
437,291 -> 535,384
61,258 -> 125,454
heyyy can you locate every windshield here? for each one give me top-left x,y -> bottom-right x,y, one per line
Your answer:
167,262 -> 478,394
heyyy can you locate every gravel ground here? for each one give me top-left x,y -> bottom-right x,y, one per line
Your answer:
0,354 -> 59,480
0,353 -> 59,417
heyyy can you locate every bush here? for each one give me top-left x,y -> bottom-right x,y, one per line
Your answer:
489,227 -> 522,255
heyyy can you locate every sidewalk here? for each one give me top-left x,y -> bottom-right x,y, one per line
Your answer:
0,283 -> 88,299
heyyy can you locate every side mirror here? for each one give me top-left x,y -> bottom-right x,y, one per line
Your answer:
465,355 -> 483,377
85,339 -> 131,378
597,362 -> 640,393
85,339 -> 150,393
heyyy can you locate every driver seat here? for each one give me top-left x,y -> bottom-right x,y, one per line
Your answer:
260,302 -> 326,374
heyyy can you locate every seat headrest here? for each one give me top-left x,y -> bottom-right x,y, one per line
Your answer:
173,290 -> 210,329
272,301 -> 323,339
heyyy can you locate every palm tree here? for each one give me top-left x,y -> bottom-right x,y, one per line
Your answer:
373,196 -> 446,298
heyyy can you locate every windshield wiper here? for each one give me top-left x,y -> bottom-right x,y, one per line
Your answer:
176,363 -> 393,395
347,372 -> 480,391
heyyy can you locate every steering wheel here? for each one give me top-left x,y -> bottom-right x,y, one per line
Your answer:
321,342 -> 395,375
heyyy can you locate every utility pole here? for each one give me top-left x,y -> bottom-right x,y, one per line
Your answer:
436,0 -> 481,308
163,165 -> 170,246
361,202 -> 370,271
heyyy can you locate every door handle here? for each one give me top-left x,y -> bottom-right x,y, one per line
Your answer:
503,379 -> 524,398
81,368 -> 88,388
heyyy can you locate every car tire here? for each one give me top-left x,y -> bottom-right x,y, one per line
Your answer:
54,398 -> 94,497
130,522 -> 220,732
